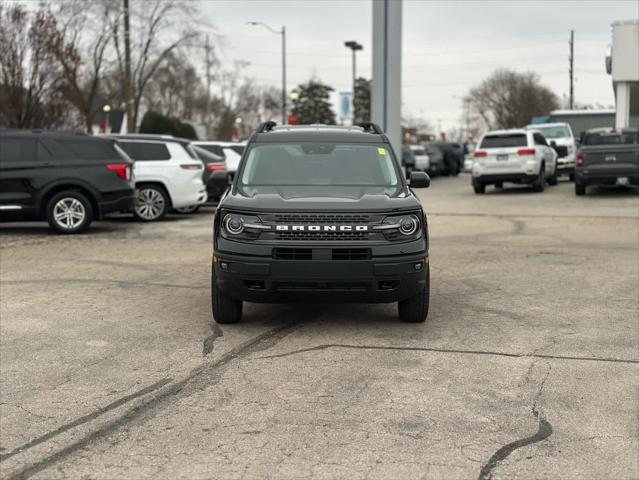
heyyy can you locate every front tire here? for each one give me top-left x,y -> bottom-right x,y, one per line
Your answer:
46,191 -> 93,234
211,268 -> 243,324
134,185 -> 169,221
473,182 -> 485,194
398,265 -> 430,323
575,183 -> 586,196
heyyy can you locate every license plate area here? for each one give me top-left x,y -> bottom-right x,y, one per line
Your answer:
616,177 -> 629,185
496,154 -> 508,161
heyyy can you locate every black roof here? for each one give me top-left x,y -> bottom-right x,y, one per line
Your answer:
250,125 -> 389,144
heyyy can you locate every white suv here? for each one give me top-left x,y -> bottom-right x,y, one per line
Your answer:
114,135 -> 207,221
471,129 -> 557,194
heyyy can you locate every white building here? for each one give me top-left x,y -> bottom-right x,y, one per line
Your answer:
606,20 -> 639,128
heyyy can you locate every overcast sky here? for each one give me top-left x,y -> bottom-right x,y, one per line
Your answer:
201,0 -> 638,131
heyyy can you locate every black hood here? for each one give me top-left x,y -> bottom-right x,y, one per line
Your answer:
220,185 -> 423,213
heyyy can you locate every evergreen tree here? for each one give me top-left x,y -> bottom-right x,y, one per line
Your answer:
353,77 -> 371,124
291,80 -> 336,125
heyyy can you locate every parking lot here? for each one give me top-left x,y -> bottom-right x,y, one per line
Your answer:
1,175 -> 638,479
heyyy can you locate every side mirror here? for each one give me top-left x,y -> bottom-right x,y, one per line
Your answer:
410,171 -> 430,188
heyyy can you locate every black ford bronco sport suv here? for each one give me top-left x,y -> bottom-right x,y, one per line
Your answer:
211,122 -> 431,323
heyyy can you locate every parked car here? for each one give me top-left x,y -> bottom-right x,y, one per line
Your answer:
190,145 -> 228,203
111,135 -> 207,220
424,143 -> 445,176
574,127 -> 639,195
0,131 -> 135,233
401,145 -> 416,177
526,122 -> 577,180
430,141 -> 463,176
408,144 -> 430,174
471,129 -> 558,193
211,122 -> 431,324
192,141 -> 246,202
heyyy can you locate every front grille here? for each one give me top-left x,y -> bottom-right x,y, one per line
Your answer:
554,146 -> 568,158
275,281 -> 367,292
273,213 -> 371,224
275,231 -> 368,241
273,248 -> 313,260
332,248 -> 371,260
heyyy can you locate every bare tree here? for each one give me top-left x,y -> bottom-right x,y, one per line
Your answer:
111,0 -> 205,130
46,0 -> 118,132
465,69 -> 559,130
0,3 -> 70,129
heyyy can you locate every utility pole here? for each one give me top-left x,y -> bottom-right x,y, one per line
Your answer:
569,30 -> 574,110
344,41 -> 363,124
123,0 -> 134,133
204,35 -> 212,139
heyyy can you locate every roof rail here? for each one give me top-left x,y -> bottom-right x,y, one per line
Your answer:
257,121 -> 277,133
358,122 -> 384,134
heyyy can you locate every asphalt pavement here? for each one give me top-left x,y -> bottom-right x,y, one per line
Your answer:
1,175 -> 638,479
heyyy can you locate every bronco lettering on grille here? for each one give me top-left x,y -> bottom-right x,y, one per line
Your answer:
275,225 -> 369,232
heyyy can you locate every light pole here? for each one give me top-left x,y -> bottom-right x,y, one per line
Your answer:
344,41 -> 363,99
102,104 -> 111,133
248,21 -> 286,124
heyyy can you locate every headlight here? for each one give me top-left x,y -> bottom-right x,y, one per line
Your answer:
220,212 -> 270,240
375,213 -> 423,240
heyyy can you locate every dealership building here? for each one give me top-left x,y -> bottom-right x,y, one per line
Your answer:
607,20 -> 639,128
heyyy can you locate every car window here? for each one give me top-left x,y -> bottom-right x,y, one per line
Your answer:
192,145 -> 224,163
54,138 -> 120,160
480,134 -> 528,149
119,141 -> 171,161
240,143 -> 400,188
229,145 -> 245,155
411,147 -> 426,156
197,144 -> 225,158
535,126 -> 571,139
0,138 -> 37,162
584,131 -> 638,146
533,133 -> 548,146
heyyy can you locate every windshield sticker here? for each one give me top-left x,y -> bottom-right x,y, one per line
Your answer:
378,147 -> 386,155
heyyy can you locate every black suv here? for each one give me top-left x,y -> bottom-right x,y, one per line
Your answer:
211,122 -> 431,324
0,131 -> 135,233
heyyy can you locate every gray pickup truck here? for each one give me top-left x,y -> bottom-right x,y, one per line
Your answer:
574,128 -> 639,195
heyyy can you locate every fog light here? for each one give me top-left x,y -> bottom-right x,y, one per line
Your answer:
220,262 -> 229,271
413,262 -> 423,271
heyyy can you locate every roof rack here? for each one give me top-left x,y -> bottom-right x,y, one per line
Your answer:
358,122 -> 384,134
257,121 -> 277,133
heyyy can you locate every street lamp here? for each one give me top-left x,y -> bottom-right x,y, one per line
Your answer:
102,104 -> 111,134
344,41 -> 363,99
248,21 -> 286,124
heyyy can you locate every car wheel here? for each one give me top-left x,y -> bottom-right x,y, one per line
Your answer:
532,164 -> 545,192
575,183 -> 586,196
495,182 -> 503,189
211,268 -> 242,324
569,173 -> 575,182
46,191 -> 93,234
548,165 -> 559,186
398,265 -> 430,323
473,183 -> 485,194
134,185 -> 169,221
405,166 -> 413,179
175,205 -> 200,214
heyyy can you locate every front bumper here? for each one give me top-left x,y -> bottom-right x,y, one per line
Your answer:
472,173 -> 538,185
213,248 -> 428,304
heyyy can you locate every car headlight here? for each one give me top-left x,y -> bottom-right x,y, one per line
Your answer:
220,212 -> 270,240
375,213 -> 423,240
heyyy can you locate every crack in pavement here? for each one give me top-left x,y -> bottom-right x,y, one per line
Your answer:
202,322 -> 224,356
2,322 -> 299,480
0,378 -> 172,462
478,363 -> 553,480
256,343 -> 639,365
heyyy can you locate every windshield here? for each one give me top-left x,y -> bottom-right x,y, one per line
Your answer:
535,126 -> 570,139
238,143 -> 402,196
480,134 -> 528,149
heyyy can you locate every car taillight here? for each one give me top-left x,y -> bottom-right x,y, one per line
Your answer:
206,163 -> 227,171
517,149 -> 536,156
106,164 -> 130,180
576,152 -> 584,168
180,163 -> 203,170
474,150 -> 487,158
